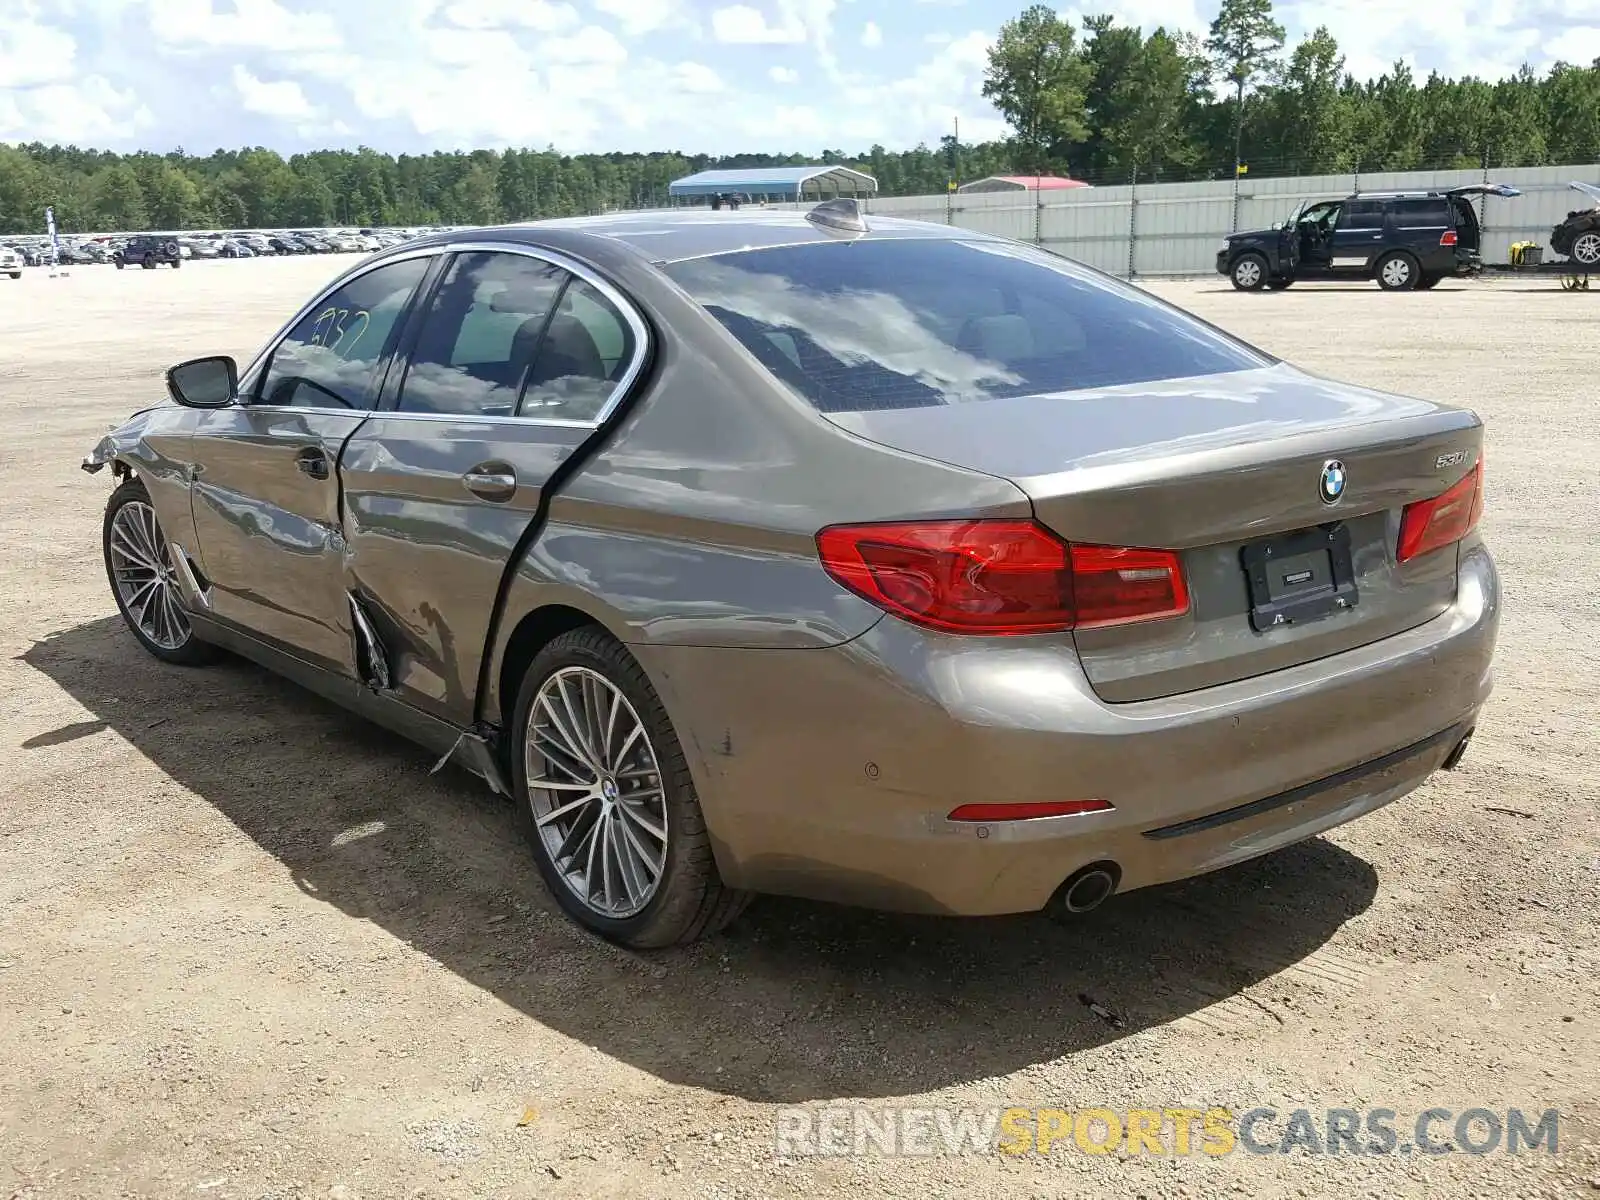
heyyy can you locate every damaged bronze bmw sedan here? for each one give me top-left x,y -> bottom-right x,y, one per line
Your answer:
84,202 -> 1499,946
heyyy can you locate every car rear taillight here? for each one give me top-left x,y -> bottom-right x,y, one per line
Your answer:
1440,230 -> 1459,247
1397,460 -> 1483,563
814,520 -> 1189,635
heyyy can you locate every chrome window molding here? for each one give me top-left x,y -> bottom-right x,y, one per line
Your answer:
237,239 -> 653,432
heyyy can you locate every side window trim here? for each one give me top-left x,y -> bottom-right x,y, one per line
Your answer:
240,241 -> 652,430
374,251 -> 458,413
242,247 -> 441,411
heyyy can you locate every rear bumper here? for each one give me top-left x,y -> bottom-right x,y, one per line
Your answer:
638,544 -> 1499,916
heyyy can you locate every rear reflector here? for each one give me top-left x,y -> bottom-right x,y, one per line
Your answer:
815,520 -> 1188,635
1397,460 -> 1483,563
948,798 -> 1113,822
1440,230 -> 1459,247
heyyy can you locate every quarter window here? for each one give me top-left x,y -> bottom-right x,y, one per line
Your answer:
1391,198 -> 1451,224
517,278 -> 637,423
398,252 -> 568,417
256,258 -> 429,410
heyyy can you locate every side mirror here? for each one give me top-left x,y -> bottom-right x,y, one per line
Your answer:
166,355 -> 238,409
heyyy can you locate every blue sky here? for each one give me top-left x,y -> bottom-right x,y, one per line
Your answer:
2,0 -> 1598,155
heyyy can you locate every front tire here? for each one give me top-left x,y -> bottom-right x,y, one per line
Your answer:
1230,253 -> 1268,291
103,479 -> 219,666
1377,251 -> 1420,291
1572,230 -> 1600,268
511,628 -> 748,948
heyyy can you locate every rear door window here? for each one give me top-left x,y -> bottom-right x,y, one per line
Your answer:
397,251 -> 568,417
661,239 -> 1268,412
1340,201 -> 1385,230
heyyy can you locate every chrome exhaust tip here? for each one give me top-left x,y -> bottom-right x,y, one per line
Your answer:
1050,862 -> 1120,918
1442,728 -> 1474,771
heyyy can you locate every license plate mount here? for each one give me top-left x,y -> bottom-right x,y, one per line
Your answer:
1240,523 -> 1359,633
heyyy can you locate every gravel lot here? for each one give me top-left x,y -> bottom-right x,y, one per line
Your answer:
1,258 -> 1596,1200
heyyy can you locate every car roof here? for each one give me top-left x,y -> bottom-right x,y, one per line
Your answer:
402,208 -> 999,265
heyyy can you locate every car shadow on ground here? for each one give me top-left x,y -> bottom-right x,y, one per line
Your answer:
23,617 -> 1379,1104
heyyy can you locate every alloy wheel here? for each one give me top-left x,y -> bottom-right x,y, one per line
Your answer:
524,666 -> 668,919
1573,232 -> 1600,267
108,500 -> 191,651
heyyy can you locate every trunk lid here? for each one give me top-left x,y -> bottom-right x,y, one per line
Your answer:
827,364 -> 1483,702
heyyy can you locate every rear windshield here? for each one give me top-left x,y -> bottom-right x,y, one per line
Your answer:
662,238 -> 1270,412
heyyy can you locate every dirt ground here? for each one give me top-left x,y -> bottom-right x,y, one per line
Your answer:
1,258 -> 1596,1200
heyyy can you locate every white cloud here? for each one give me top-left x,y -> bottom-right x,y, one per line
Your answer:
861,19 -> 882,47
0,11 -> 77,88
672,61 -> 725,93
232,64 -> 316,119
544,25 -> 629,63
711,4 -> 805,43
0,75 -> 154,144
593,0 -> 679,35
442,0 -> 581,32
147,0 -> 342,51
1545,25 -> 1600,63
768,65 -> 799,82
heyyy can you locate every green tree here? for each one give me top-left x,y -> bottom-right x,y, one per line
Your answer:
982,5 -> 1092,172
90,164 -> 146,230
1103,29 -> 1209,178
1206,0 -> 1286,181
1266,27 -> 1352,172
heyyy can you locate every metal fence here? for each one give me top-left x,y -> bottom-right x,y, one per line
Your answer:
777,163 -> 1600,277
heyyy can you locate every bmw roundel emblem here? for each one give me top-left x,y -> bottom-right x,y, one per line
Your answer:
1319,459 -> 1347,505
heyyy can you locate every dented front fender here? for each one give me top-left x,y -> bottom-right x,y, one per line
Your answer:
81,406 -> 164,475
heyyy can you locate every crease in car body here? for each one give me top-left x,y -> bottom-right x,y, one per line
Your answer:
84,207 -> 1500,948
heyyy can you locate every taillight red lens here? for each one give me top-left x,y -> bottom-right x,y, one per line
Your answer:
1441,230 -> 1459,247
948,798 -> 1113,822
1397,460 -> 1483,563
1069,544 -> 1191,629
814,519 -> 1188,635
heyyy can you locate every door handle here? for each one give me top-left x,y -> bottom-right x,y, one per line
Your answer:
463,464 -> 517,501
295,448 -> 330,480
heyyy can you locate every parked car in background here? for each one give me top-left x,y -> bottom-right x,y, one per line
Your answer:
180,238 -> 220,259
1550,181 -> 1600,267
115,236 -> 183,269
1219,184 -> 1520,291
0,246 -> 22,278
83,205 -> 1497,947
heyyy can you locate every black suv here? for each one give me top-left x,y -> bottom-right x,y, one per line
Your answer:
115,236 -> 183,270
1218,184 -> 1519,292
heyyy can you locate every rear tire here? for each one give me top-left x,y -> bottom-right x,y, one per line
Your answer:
1376,251 -> 1420,291
511,628 -> 749,948
141,259 -> 155,269
1266,278 -> 1294,290
1572,231 -> 1600,268
1230,253 -> 1268,291
103,478 -> 220,667
1417,274 -> 1443,290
